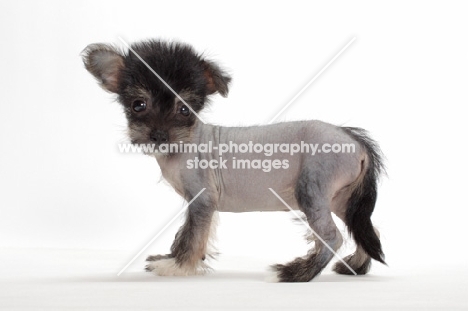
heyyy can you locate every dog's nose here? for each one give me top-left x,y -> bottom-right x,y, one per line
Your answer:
150,130 -> 169,144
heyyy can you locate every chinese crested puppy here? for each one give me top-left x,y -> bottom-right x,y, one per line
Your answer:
82,40 -> 385,282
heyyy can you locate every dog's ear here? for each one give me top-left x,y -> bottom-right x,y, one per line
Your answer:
81,44 -> 125,94
203,60 -> 231,97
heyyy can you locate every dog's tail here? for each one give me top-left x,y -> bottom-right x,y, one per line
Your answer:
342,127 -> 386,264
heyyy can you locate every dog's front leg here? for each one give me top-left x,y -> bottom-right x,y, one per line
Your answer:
146,190 -> 217,276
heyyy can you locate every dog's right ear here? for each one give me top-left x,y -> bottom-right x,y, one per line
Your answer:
81,44 -> 124,93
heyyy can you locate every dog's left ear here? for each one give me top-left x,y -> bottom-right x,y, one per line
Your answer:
203,60 -> 231,97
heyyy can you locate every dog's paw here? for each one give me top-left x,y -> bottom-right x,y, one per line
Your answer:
146,258 -> 209,276
146,254 -> 171,262
145,254 -> 171,272
265,267 -> 280,283
270,261 -> 311,282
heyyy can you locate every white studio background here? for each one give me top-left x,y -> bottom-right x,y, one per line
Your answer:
1,0 -> 468,307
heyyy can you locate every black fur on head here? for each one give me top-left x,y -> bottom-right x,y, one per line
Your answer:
81,40 -> 231,151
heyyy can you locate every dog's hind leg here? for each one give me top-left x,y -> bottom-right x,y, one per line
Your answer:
331,126 -> 385,275
331,202 -> 381,275
332,241 -> 372,275
331,155 -> 385,273
273,170 -> 343,282
330,187 -> 383,275
332,201 -> 381,276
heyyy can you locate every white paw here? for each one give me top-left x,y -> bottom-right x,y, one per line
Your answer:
147,258 -> 208,276
265,267 -> 280,283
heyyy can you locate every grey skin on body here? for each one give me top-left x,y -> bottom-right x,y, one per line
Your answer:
159,120 -> 363,214
82,39 -> 385,282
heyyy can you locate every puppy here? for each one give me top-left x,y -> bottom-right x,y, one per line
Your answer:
82,40 -> 385,282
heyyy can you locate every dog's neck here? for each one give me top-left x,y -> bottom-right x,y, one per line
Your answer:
154,121 -> 218,196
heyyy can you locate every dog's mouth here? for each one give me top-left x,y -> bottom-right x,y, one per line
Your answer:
128,125 -> 191,157
127,124 -> 194,155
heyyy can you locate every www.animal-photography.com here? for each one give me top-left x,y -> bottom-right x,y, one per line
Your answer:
1,1 -> 467,310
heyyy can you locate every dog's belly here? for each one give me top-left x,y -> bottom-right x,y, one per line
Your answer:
218,190 -> 300,212
216,154 -> 302,212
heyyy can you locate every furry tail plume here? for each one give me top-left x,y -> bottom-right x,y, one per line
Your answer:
342,127 -> 386,264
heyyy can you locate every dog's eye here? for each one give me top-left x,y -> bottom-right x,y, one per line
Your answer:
132,100 -> 147,112
179,105 -> 191,116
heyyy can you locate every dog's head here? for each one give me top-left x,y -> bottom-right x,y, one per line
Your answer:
82,40 -> 231,154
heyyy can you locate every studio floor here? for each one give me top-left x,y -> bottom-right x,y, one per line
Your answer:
1,248 -> 466,310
